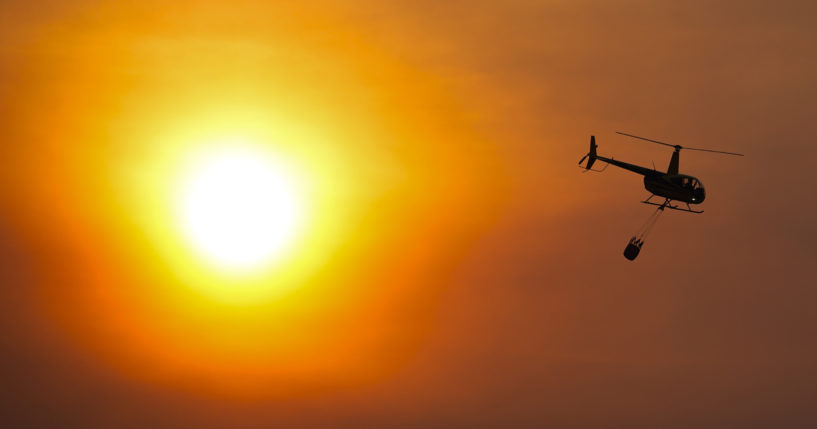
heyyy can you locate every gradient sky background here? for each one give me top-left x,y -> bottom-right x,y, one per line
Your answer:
2,1 -> 817,427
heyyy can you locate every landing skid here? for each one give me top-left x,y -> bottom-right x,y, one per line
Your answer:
641,195 -> 704,213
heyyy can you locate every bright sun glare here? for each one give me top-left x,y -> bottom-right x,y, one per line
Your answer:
178,145 -> 302,272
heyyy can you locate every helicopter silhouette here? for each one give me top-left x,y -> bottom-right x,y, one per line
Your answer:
579,131 -> 744,213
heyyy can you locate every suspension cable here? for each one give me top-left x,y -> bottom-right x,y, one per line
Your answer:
633,206 -> 665,241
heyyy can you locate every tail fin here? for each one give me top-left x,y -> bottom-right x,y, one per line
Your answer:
579,135 -> 598,170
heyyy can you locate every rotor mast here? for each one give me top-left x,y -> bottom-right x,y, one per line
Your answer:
667,145 -> 681,175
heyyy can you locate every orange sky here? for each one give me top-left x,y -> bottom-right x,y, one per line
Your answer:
1,0 -> 816,427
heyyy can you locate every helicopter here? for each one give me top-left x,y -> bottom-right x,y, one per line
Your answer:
578,131 -> 744,213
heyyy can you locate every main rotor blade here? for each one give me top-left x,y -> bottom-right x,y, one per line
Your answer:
617,131 -> 745,156
615,131 -> 675,148
683,147 -> 745,156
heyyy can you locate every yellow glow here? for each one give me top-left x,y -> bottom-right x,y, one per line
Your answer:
177,144 -> 302,272
20,1 -> 511,396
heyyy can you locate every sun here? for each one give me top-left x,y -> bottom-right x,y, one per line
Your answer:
177,144 -> 303,272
